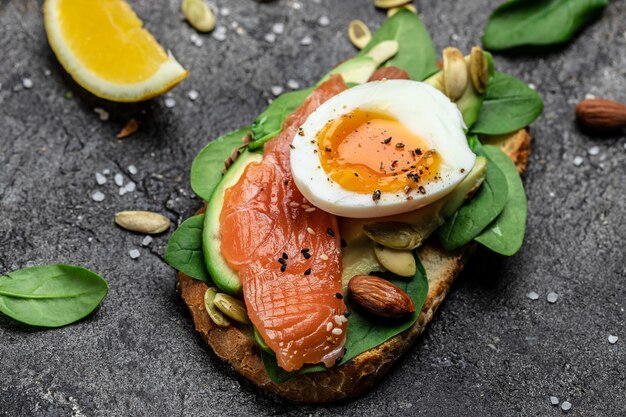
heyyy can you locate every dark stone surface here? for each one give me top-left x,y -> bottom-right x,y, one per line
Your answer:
1,0 -> 625,415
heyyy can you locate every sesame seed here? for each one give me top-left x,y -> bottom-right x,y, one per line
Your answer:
304,268 -> 311,275
278,258 -> 286,265
307,227 -> 316,235
372,189 -> 381,202
527,291 -> 539,300
335,356 -> 342,364
326,322 -> 333,331
326,228 -> 335,237
335,293 -> 343,299
304,207 -> 316,213
395,143 -> 405,149
547,292 -> 558,303
383,137 -> 392,144
301,248 -> 310,254
289,202 -> 300,207
341,238 -> 347,248
129,249 -> 140,259
280,264 -> 287,272
303,252 -> 311,259
301,204 -> 311,209
282,252 -> 288,260
332,328 -> 343,335
320,254 -> 329,261
343,311 -> 351,318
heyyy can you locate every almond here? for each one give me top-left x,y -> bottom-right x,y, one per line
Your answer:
348,275 -> 415,319
368,66 -> 410,82
576,98 -> 626,130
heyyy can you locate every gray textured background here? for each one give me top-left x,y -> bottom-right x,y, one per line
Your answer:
1,0 -> 625,416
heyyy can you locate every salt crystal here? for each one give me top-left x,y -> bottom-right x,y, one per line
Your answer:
573,156 -> 583,166
623,142 -> 626,151
264,32 -> 276,43
94,107 -> 109,121
300,35 -> 312,46
588,146 -> 600,156
129,249 -> 140,259
287,79 -> 300,89
271,85 -> 284,96
584,93 -> 596,100
318,16 -> 330,27
550,396 -> 559,405
164,98 -> 176,108
291,1 -> 302,10
95,173 -> 106,185
124,181 -> 136,192
44,69 -> 51,76
103,168 -> 110,175
141,236 -> 153,246
272,23 -> 285,35
528,83 -> 536,90
114,173 -> 124,186
190,33 -> 203,47
561,401 -> 572,411
451,33 -> 459,41
527,291 -> 539,300
91,191 -> 105,202
213,26 -> 227,41
547,292 -> 558,303
220,7 -> 230,16
119,188 -> 127,196
128,165 -> 138,175
187,89 -> 199,101
22,78 -> 33,89
608,335 -> 618,344
236,26 -> 246,36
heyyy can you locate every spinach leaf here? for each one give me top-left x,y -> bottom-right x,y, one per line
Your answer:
360,9 -> 438,81
475,145 -> 527,255
0,264 -> 108,328
483,0 -> 608,51
164,214 -> 210,283
437,141 -> 509,250
262,253 -> 428,383
471,72 -> 543,135
249,88 -> 315,149
190,127 -> 250,201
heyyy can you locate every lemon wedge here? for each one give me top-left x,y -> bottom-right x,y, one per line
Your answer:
44,0 -> 188,102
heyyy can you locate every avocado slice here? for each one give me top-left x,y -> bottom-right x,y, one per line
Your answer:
323,40 -> 399,85
203,150 -> 263,295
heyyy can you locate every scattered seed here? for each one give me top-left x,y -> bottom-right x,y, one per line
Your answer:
95,173 -> 106,185
304,268 -> 311,275
94,107 -> 109,121
320,254 -> 329,261
300,35 -> 313,46
573,156 -> 584,166
141,235 -> 153,246
550,396 -> 559,406
91,191 -> 105,202
271,85 -> 284,96
117,118 -> 139,139
129,249 -> 140,259
588,146 -> 600,156
22,78 -> 33,89
188,89 -> 199,101
608,335 -> 618,344
547,292 -> 558,303
114,174 -> 124,187
318,16 -> 330,26
561,401 -> 572,411
307,227 -> 316,235
287,79 -> 300,89
527,291 -> 539,300
272,22 -> 285,35
115,211 -> 171,234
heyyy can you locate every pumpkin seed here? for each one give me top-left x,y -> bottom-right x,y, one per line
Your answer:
469,46 -> 488,94
182,0 -> 216,33
387,4 -> 417,16
348,20 -> 372,50
204,287 -> 231,327
442,47 -> 468,101
374,245 -> 416,277
114,211 -> 171,234
363,222 -> 423,250
374,0 -> 412,9
213,293 -> 251,324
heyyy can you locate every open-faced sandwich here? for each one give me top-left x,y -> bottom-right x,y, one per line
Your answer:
165,9 -> 543,402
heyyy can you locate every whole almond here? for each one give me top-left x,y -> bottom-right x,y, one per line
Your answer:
348,275 -> 415,319
576,98 -> 626,130
368,66 -> 410,82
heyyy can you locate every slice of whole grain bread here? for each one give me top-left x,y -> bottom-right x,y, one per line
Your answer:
177,128 -> 531,402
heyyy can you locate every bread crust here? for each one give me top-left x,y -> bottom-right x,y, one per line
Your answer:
177,128 -> 531,402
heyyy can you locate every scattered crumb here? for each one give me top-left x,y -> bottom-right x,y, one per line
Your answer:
547,292 -> 558,303
141,236 -> 153,246
187,89 -> 199,101
95,173 -> 106,185
129,249 -> 140,259
318,16 -> 330,27
550,396 -> 559,405
94,107 -> 109,121
114,174 -> 124,187
608,335 -> 618,344
128,165 -> 138,175
117,118 -> 139,139
91,191 -> 105,202
561,401 -> 572,411
22,78 -> 33,89
271,85 -> 284,96
527,291 -> 539,300
573,156 -> 583,166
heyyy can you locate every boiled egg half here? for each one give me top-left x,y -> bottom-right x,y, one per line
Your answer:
290,80 -> 476,218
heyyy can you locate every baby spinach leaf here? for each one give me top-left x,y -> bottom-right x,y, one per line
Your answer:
475,145 -> 527,256
360,9 -> 438,81
249,87 -> 315,149
262,253 -> 428,383
471,72 -> 543,135
164,214 -> 210,283
0,264 -> 108,328
437,142 -> 509,250
190,127 -> 250,201
483,0 -> 608,51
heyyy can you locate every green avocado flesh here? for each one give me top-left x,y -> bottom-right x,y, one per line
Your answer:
203,150 -> 263,296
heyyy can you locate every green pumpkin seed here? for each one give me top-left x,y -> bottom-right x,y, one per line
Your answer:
373,245 -> 416,277
348,20 -> 372,50
442,47 -> 468,101
114,211 -> 171,234
204,287 -> 231,327
374,0 -> 412,9
469,46 -> 488,94
363,222 -> 423,250
213,293 -> 251,324
387,4 -> 417,16
182,0 -> 216,33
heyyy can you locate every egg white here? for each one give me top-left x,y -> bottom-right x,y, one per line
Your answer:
290,80 -> 475,218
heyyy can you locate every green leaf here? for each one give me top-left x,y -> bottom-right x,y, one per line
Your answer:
190,127 -> 250,201
437,141 -> 509,250
0,264 -> 108,328
164,214 -> 210,283
261,253 -> 428,383
360,9 -> 438,81
471,72 -> 543,135
475,145 -> 527,255
483,0 -> 608,50
249,88 -> 315,149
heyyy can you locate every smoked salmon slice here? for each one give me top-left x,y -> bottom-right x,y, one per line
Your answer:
219,76 -> 348,372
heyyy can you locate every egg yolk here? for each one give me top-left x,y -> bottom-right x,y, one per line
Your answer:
317,109 -> 440,194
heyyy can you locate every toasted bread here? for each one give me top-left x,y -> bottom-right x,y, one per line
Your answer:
177,128 -> 532,402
